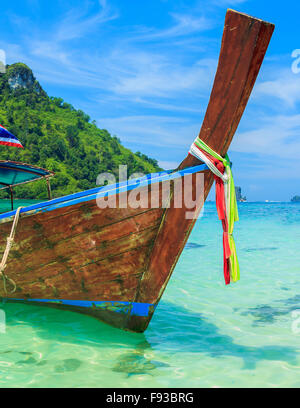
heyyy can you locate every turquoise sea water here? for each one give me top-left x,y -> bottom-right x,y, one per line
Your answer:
0,200 -> 299,388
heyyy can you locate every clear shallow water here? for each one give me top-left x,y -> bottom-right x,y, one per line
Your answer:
0,201 -> 299,388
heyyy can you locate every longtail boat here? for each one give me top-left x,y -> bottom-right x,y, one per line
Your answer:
0,10 -> 274,332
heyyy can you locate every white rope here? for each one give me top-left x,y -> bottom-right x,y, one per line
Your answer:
0,207 -> 23,294
189,143 -> 229,183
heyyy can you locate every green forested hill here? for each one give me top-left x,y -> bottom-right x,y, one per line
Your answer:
0,63 -> 161,199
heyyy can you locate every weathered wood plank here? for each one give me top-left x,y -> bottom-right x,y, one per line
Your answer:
11,246 -> 149,300
62,223 -> 158,270
1,215 -> 159,298
3,206 -> 162,270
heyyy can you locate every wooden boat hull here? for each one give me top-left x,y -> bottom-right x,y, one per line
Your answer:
0,166 -> 206,332
0,10 -> 274,332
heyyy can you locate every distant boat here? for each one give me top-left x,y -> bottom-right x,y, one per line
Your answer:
0,10 -> 274,332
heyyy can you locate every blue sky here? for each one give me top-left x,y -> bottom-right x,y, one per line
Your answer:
0,0 -> 300,201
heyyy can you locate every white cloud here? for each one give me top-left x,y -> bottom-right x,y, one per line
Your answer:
232,113 -> 300,159
54,1 -> 118,42
131,12 -> 212,42
126,97 -> 202,113
7,0 -> 118,64
254,68 -> 300,108
98,114 -> 200,148
2,1 -> 216,106
109,52 -> 216,97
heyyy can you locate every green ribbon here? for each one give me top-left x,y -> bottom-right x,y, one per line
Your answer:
194,138 -> 240,282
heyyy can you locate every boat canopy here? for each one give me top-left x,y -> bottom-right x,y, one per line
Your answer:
0,161 -> 54,210
0,161 -> 54,189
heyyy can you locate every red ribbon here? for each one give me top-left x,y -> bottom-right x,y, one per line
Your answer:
190,147 -> 231,284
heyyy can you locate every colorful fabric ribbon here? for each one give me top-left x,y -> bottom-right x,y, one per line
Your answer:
189,138 -> 240,285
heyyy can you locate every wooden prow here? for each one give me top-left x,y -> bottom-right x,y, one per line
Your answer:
127,9 -> 274,332
180,9 -> 274,168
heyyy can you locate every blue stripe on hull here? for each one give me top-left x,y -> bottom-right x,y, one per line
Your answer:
0,164 -> 208,221
6,298 -> 156,317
